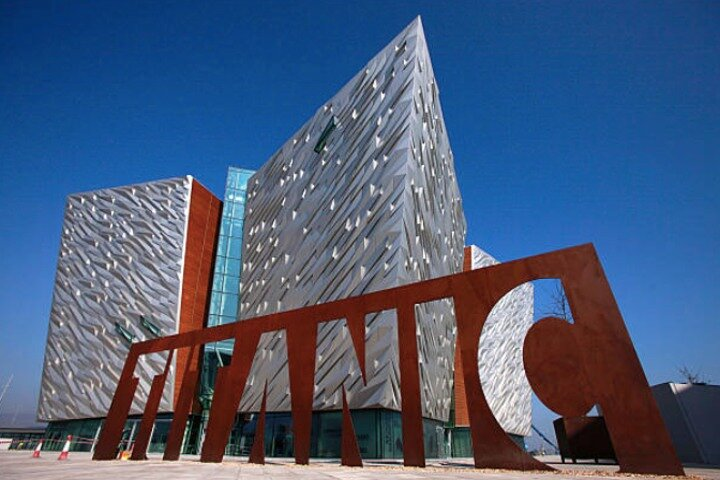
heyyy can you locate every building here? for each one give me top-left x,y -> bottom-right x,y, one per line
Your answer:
652,382 -> 720,465
221,16 -> 465,458
37,176 -> 221,450
36,17 -> 534,459
0,427 -> 45,451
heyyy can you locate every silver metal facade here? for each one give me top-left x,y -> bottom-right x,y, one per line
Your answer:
470,245 -> 533,437
237,18 -> 466,421
37,177 -> 194,421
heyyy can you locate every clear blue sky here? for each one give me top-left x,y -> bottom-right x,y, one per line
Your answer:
1,0 -> 718,445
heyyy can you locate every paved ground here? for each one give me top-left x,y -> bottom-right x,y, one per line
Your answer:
1,451 -> 718,480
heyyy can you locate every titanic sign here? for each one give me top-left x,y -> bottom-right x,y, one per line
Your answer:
93,244 -> 683,475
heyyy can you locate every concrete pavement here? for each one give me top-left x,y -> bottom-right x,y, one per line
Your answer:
1,450 -> 718,479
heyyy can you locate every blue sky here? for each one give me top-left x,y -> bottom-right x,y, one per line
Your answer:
1,1 -> 718,446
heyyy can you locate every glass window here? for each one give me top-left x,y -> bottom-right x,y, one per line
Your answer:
236,173 -> 251,189
220,202 -> 231,218
226,258 -> 241,277
451,427 -> 472,457
206,314 -> 219,327
226,237 -> 243,260
230,216 -> 244,233
217,315 -> 236,326
216,235 -> 228,258
223,275 -> 240,295
314,117 -> 336,153
220,294 -> 239,318
148,419 -> 171,453
313,411 -> 341,457
209,293 -> 222,316
212,273 -> 224,292
227,170 -> 238,186
220,217 -> 233,236
266,413 -> 294,457
214,259 -> 226,275
350,410 -> 378,458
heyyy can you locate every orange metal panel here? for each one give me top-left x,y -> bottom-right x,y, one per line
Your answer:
341,388 -> 362,467
131,351 -> 174,460
452,246 -> 474,428
174,180 -> 222,408
248,385 -> 267,465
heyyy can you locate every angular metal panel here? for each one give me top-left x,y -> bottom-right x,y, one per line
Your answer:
238,17 -> 466,421
37,177 -> 192,421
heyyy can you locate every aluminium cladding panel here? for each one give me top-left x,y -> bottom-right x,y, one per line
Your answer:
237,17 -> 466,421
37,176 -> 220,422
401,20 -> 466,422
453,246 -> 533,436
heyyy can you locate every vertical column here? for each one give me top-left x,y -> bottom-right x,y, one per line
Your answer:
341,307 -> 366,467
201,329 -> 261,462
248,384 -> 267,465
396,302 -> 425,467
93,351 -> 141,460
286,321 -> 318,465
131,351 -> 174,460
341,387 -> 362,467
164,344 -> 201,460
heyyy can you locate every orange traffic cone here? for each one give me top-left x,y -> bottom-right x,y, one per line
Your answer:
31,439 -> 44,458
57,435 -> 72,460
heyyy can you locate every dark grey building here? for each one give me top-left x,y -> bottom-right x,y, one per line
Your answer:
652,382 -> 720,465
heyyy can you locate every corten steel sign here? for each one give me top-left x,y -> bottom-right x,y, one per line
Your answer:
93,244 -> 683,475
